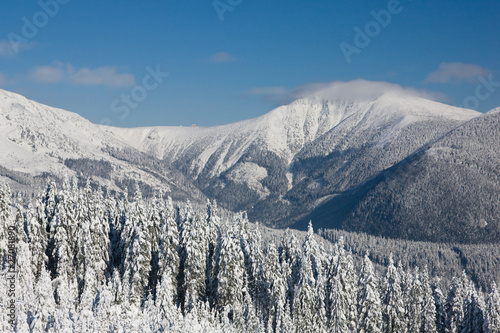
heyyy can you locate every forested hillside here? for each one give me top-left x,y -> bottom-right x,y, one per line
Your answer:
299,108 -> 500,244
0,181 -> 499,332
319,229 -> 500,292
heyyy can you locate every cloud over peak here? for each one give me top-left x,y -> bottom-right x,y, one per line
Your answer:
425,62 -> 490,84
247,79 -> 446,107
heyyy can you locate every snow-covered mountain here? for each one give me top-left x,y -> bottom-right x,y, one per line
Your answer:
0,89 -> 205,201
104,91 -> 480,227
2,87 -> 498,243
298,107 -> 500,243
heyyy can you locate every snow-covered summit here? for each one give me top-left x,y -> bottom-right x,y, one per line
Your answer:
105,91 -> 480,180
0,87 -> 487,230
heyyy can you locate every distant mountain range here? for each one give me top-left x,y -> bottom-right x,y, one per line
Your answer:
1,87 -> 498,243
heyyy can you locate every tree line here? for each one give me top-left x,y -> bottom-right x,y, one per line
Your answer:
0,181 -> 499,332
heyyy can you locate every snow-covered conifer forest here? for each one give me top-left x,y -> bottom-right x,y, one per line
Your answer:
1,181 -> 499,332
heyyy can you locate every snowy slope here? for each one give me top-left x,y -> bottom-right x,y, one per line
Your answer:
105,93 -> 478,180
2,87 -> 493,241
104,90 -> 480,225
0,89 -> 122,174
0,89 -> 205,200
299,107 -> 500,243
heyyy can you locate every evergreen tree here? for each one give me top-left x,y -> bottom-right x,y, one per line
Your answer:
407,269 -> 424,333
445,272 -> 468,333
88,187 -> 110,283
123,185 -> 152,304
460,280 -> 484,333
156,269 -> 181,330
14,206 -> 37,331
358,253 -> 383,333
27,195 -> 48,282
327,237 -> 358,333
422,266 -> 438,333
157,196 -> 180,297
484,282 -> 500,333
292,242 -> 317,333
213,230 -> 246,324
30,267 -> 57,332
433,279 -> 448,333
179,203 -> 209,312
381,254 -> 406,333
280,228 -> 302,309
0,183 -> 12,263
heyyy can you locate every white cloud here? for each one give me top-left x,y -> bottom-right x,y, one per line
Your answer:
71,67 -> 136,87
209,52 -> 236,64
30,62 -> 136,88
0,40 -> 34,57
246,79 -> 447,106
425,62 -> 490,84
31,63 -> 69,83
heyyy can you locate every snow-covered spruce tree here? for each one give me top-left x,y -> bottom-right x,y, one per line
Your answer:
74,185 -> 93,298
30,267 -> 57,332
303,221 -> 324,280
302,222 -> 328,331
155,268 -> 182,330
94,281 -> 116,332
27,195 -> 49,282
327,237 -> 358,333
262,242 -> 287,333
280,228 -> 302,311
76,264 -> 99,332
157,196 -> 180,297
314,268 -> 328,332
123,221 -> 152,305
104,193 -> 123,272
13,205 -> 37,331
445,271 -> 468,333
55,273 -> 77,331
433,278 -> 448,333
43,181 -> 58,273
88,187 -> 111,283
205,199 -> 221,308
407,268 -> 424,333
241,220 -> 266,322
292,239 -> 318,333
484,282 -> 500,333
0,264 -> 10,331
213,229 -> 247,327
74,183 -> 107,303
122,184 -> 153,305
52,188 -> 79,305
381,254 -> 406,333
145,192 -> 163,297
357,252 -> 383,333
178,202 -> 210,312
421,266 -> 438,333
460,280 -> 485,333
0,182 -> 12,263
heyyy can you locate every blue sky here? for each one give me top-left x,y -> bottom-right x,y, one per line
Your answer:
0,0 -> 499,127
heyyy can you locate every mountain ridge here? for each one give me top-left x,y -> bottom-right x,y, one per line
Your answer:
1,87 -> 498,243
